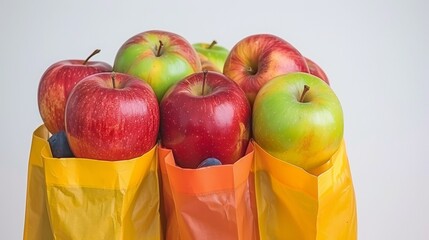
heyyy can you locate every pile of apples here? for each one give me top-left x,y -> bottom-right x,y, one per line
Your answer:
38,30 -> 343,171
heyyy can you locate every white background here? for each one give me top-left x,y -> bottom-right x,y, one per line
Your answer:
1,0 -> 428,239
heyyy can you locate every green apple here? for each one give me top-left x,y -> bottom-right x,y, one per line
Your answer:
193,40 -> 229,73
113,30 -> 201,101
252,72 -> 343,171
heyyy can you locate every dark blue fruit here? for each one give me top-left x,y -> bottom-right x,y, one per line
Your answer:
48,131 -> 74,158
197,157 -> 222,168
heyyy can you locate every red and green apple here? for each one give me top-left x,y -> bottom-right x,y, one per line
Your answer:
223,34 -> 309,105
113,30 -> 201,101
252,72 -> 343,171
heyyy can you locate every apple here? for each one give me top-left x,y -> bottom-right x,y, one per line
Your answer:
193,40 -> 229,72
113,30 -> 201,101
38,49 -> 112,133
223,34 -> 309,105
305,57 -> 330,85
252,72 -> 343,171
65,72 -> 159,160
160,71 -> 251,169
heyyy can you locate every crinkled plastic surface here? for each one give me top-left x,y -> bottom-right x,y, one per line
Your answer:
159,143 -> 259,240
253,140 -> 357,240
24,125 -> 357,239
24,125 -> 53,239
23,125 -> 162,240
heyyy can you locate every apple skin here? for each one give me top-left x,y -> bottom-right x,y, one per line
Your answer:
38,50 -> 112,134
305,57 -> 330,85
223,34 -> 309,105
196,53 -> 219,72
160,71 -> 251,169
113,30 -> 202,101
193,41 -> 229,72
65,72 -> 159,161
252,72 -> 343,171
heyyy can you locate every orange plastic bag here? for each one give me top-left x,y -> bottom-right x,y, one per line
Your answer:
23,125 -> 162,240
159,143 -> 259,240
253,140 -> 357,239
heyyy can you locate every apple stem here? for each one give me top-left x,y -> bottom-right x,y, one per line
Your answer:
202,70 -> 208,95
156,40 -> 164,57
83,49 -> 101,65
112,72 -> 116,89
300,85 -> 310,102
208,40 -> 217,49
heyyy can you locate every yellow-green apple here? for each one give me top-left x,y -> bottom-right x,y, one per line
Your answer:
65,72 -> 159,160
193,40 -> 229,72
305,57 -> 329,85
113,30 -> 201,101
38,49 -> 112,134
252,72 -> 343,171
223,34 -> 309,105
160,71 -> 251,169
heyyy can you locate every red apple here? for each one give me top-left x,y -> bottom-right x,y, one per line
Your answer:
113,30 -> 201,101
223,34 -> 309,105
160,71 -> 251,168
65,72 -> 159,160
38,49 -> 112,134
305,57 -> 330,85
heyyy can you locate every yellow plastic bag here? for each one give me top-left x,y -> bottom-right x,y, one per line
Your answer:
159,143 -> 259,240
253,140 -> 357,240
23,125 -> 162,240
24,125 -> 54,239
